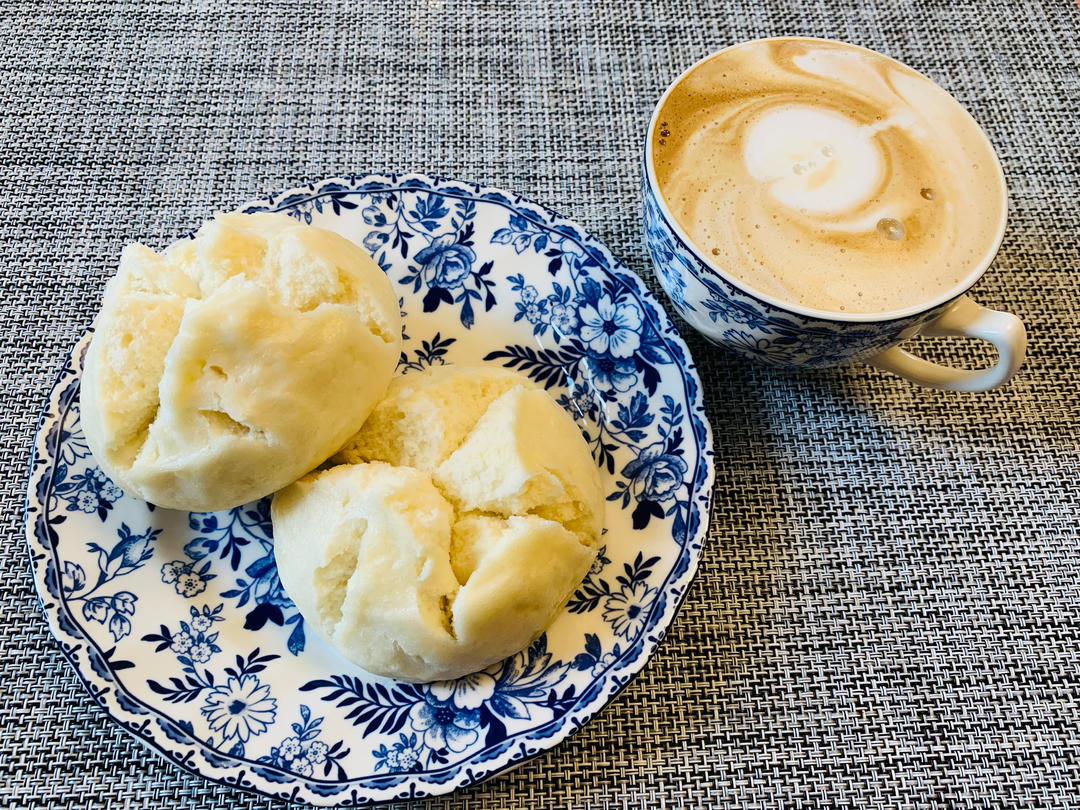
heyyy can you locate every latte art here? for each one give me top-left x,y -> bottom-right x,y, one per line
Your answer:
742,105 -> 885,216
651,39 -> 1006,314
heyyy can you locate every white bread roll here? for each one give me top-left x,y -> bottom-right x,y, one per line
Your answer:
273,365 -> 604,682
80,212 -> 401,511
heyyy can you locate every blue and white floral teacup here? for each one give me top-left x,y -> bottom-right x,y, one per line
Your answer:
641,39 -> 1027,392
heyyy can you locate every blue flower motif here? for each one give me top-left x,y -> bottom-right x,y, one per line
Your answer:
589,546 -> 611,576
558,385 -> 598,420
429,672 -> 497,710
524,302 -> 543,324
171,630 -> 194,654
86,523 -> 159,578
75,490 -> 98,512
721,329 -> 799,365
363,230 -> 390,254
416,234 -> 475,288
143,604 -> 225,664
409,692 -> 482,753
582,354 -> 638,394
290,755 -> 313,776
307,740 -> 329,764
59,464 -> 124,517
258,704 -> 348,779
591,647 -> 622,677
161,560 -> 212,597
602,581 -> 657,640
279,736 -> 303,760
188,604 -> 224,634
373,733 -> 422,773
550,301 -> 579,336
621,442 -> 688,501
201,674 -> 277,743
190,614 -> 212,631
579,294 -> 642,358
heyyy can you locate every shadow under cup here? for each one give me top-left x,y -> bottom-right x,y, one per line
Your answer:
641,38 -> 1027,392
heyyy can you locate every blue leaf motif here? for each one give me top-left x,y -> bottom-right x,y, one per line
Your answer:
244,602 -> 284,631
286,620 -> 306,655
108,612 -> 132,641
363,231 -> 390,253
489,692 -> 530,720
62,561 -> 85,594
412,194 -> 450,230
580,278 -> 602,306
300,676 -> 424,737
571,651 -> 596,671
157,718 -> 194,744
82,599 -> 108,623
491,227 -> 514,245
184,535 -> 219,560
245,554 -> 275,580
584,633 -> 602,659
112,591 -> 137,616
362,205 -> 386,226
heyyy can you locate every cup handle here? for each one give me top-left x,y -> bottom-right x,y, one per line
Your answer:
867,295 -> 1027,391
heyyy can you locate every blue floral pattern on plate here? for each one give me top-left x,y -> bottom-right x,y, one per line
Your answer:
25,173 -> 714,806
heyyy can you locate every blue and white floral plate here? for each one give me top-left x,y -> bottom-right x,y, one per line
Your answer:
25,174 -> 714,806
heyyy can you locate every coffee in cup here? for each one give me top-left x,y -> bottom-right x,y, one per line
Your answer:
642,38 -> 1026,391
650,38 -> 1006,315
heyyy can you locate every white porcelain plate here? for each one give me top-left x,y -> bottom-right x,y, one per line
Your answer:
26,174 -> 714,806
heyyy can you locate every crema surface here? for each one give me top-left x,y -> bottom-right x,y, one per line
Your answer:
651,39 -> 1005,314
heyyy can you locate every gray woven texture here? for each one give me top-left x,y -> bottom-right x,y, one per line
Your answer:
3,0 -> 1079,807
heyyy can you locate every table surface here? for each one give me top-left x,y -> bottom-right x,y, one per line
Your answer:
4,1 -> 1079,808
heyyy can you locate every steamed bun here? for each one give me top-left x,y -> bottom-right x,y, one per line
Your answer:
335,364 -> 528,471
80,212 -> 402,512
272,365 -> 605,682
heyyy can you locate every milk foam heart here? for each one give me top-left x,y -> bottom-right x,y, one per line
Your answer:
651,39 -> 1006,314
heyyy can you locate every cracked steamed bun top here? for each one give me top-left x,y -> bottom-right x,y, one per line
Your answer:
271,365 -> 606,682
79,212 -> 402,512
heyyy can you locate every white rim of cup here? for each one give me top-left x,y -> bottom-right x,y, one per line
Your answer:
644,36 -> 1009,324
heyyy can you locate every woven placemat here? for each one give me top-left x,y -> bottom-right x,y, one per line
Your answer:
3,0 -> 1078,807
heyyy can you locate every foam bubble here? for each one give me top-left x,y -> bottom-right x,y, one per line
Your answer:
876,218 -> 906,241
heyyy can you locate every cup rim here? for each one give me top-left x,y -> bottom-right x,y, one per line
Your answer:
644,36 -> 1009,324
